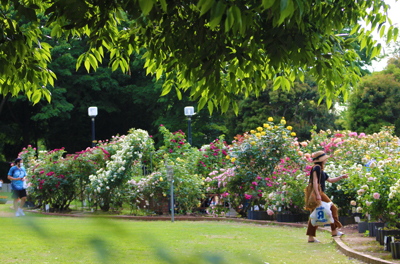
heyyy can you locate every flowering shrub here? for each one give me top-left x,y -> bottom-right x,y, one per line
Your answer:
351,160 -> 398,221
28,148 -> 77,211
89,128 -> 154,211
18,119 -> 400,224
207,117 -> 302,216
128,159 -> 204,214
263,159 -> 309,214
196,136 -> 229,176
18,145 -> 37,169
156,125 -> 192,161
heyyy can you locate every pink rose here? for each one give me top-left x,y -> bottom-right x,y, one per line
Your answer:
373,193 -> 380,199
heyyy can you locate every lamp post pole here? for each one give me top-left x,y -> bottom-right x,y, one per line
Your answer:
91,117 -> 95,148
167,165 -> 174,223
184,106 -> 195,146
188,116 -> 192,146
88,106 -> 98,148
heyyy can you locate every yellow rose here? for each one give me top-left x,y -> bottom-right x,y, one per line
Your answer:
197,203 -> 201,207
263,123 -> 269,128
291,132 -> 296,137
159,177 -> 163,181
256,133 -> 261,138
231,157 -> 236,162
257,127 -> 263,132
201,182 -> 204,185
268,127 -> 273,130
202,177 -> 205,181
226,155 -> 231,160
261,132 -> 266,136
250,130 -> 256,134
275,126 -> 279,129
268,117 -> 273,122
283,136 -> 287,139
280,120 -> 286,125
163,193 -> 166,197
287,126 -> 292,131
282,117 -> 285,120
251,141 -> 256,145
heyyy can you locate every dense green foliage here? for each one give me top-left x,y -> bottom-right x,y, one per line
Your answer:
0,0 -> 397,111
344,57 -> 400,136
224,76 -> 337,141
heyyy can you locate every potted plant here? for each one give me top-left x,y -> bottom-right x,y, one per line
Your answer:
357,221 -> 368,233
391,239 -> 400,259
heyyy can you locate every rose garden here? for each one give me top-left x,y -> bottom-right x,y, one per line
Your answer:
2,118 -> 400,262
3,0 -> 400,263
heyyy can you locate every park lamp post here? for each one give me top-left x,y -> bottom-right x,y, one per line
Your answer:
88,107 -> 98,148
184,106 -> 195,145
167,165 -> 174,223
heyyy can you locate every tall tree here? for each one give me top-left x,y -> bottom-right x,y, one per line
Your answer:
0,0 -> 396,111
344,57 -> 400,136
224,76 -> 337,141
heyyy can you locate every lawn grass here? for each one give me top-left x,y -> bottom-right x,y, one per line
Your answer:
0,204 -> 358,264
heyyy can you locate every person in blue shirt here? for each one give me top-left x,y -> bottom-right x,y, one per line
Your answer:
8,158 -> 27,217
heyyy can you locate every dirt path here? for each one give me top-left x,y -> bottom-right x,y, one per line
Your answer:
340,224 -> 399,263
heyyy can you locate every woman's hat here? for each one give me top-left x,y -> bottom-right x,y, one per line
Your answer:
312,151 -> 329,163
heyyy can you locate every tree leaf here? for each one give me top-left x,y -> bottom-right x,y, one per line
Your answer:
380,25 -> 386,38
198,96 -> 207,110
262,0 -> 275,9
84,59 -> 90,73
175,87 -> 182,100
273,76 -> 281,90
280,0 -> 288,12
139,0 -> 154,15
394,27 -> 399,42
159,0 -> 167,12
200,0 -> 214,16
210,1 -> 226,29
387,26 -> 393,44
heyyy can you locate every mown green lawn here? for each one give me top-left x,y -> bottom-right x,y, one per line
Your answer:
0,204 -> 358,264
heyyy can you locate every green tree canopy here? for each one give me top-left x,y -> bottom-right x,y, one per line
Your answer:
345,57 -> 400,135
224,75 -> 337,141
0,0 -> 397,112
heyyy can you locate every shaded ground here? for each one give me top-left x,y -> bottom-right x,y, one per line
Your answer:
340,224 -> 399,263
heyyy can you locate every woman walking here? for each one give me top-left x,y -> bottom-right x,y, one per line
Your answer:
307,151 -> 349,243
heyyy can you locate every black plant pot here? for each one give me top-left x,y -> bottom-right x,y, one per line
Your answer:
247,211 -> 276,221
391,242 -> 400,259
339,216 -> 355,226
380,230 -> 400,246
368,222 -> 385,237
376,227 -> 383,244
358,222 -> 368,233
352,212 -> 363,218
247,210 -> 253,219
277,213 -> 309,223
384,236 -> 393,252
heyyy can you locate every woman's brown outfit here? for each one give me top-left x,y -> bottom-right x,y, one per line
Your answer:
306,165 -> 342,237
